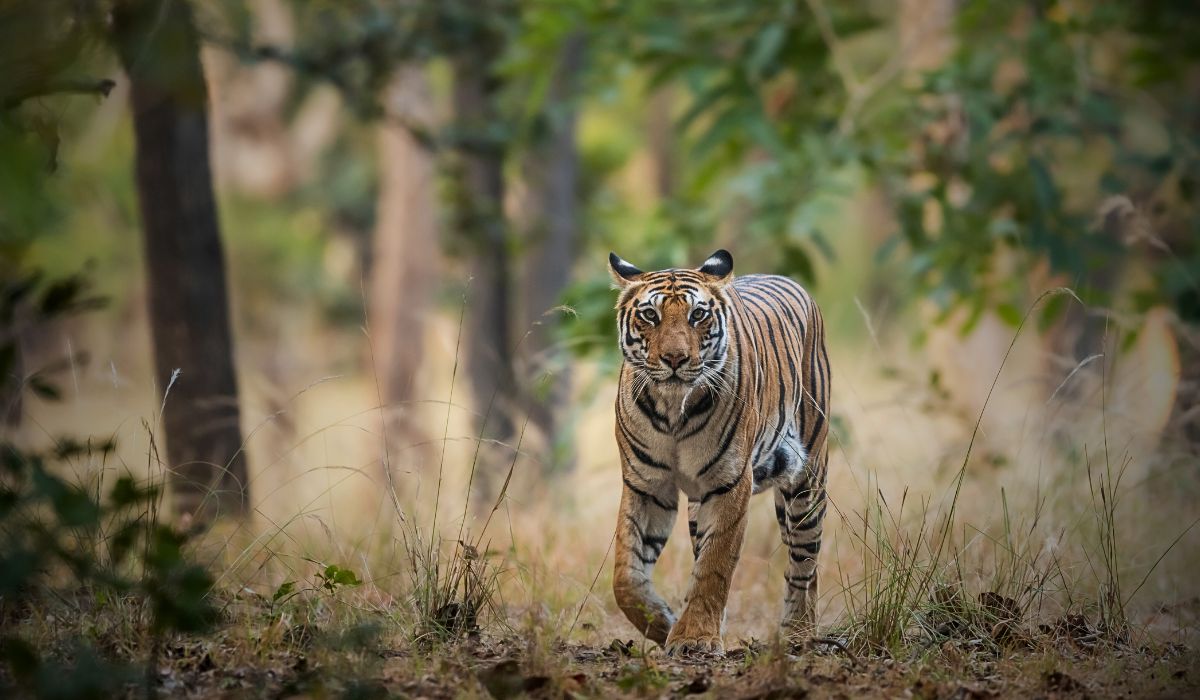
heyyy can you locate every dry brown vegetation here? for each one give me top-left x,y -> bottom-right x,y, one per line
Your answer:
6,293 -> 1199,699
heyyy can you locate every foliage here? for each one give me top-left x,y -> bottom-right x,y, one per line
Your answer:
890,2 -> 1200,327
5,1 -> 1198,354
0,439 -> 219,697
562,0 -> 1199,355
596,0 -> 877,262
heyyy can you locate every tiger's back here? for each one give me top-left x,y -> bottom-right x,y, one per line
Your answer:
727,273 -> 830,496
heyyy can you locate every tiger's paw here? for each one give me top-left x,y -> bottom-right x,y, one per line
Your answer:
664,621 -> 724,657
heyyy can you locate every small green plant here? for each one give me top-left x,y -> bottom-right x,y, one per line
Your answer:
317,564 -> 363,595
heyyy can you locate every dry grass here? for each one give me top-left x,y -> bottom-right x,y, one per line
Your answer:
7,297 -> 1200,697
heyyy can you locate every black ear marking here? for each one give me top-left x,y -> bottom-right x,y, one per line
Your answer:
698,249 -> 733,279
609,252 -> 644,281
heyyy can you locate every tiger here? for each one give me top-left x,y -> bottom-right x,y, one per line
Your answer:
608,249 -> 831,655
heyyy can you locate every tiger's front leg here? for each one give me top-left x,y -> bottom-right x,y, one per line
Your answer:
612,476 -> 679,645
666,465 -> 751,655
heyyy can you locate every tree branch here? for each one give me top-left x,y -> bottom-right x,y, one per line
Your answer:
3,78 -> 117,110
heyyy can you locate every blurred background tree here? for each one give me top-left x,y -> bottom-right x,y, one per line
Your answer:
2,0 -> 1197,509
2,0 -> 249,523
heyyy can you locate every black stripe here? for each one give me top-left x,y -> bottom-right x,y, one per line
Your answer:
791,501 -> 827,532
681,388 -> 714,424
788,551 -> 816,564
618,417 -> 651,451
623,477 -> 676,511
804,314 -> 826,455
750,277 -> 811,315
679,392 -> 718,439
742,284 -> 806,332
780,482 -> 812,502
635,391 -> 671,432
624,513 -> 644,540
694,343 -> 744,475
786,573 -> 814,589
695,408 -> 741,477
788,542 -> 821,560
740,293 -> 789,464
700,468 -> 745,503
643,534 -> 668,550
621,425 -> 670,470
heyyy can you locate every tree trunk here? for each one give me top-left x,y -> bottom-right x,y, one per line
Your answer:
369,66 -> 439,449
646,87 -> 676,200
112,0 -> 249,523
522,34 -> 584,473
453,42 -> 516,506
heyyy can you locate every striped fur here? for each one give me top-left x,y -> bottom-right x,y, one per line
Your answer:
608,250 -> 831,655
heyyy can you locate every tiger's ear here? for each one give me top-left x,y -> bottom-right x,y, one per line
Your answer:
697,249 -> 733,284
608,252 -> 644,288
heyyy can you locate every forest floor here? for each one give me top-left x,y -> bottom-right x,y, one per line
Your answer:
15,588 -> 1190,700
140,625 -> 1200,699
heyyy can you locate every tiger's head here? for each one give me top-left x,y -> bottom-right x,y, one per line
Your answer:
609,249 -> 734,386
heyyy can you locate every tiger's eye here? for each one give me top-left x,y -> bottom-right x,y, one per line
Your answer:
690,308 -> 709,323
639,309 -> 659,324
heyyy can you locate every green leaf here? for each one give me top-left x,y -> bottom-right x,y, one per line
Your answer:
810,229 -> 838,262
36,470 -> 101,528
108,522 -> 142,565
272,580 -> 296,603
747,23 -> 786,78
1038,293 -> 1068,332
996,302 -> 1023,327
149,563 -> 217,634
332,567 -> 361,587
676,82 -> 733,134
780,243 -> 816,284
1028,157 -> 1059,212
38,275 -> 84,315
109,475 -> 157,508
3,271 -> 43,313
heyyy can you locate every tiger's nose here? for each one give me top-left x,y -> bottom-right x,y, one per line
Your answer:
660,352 -> 689,370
